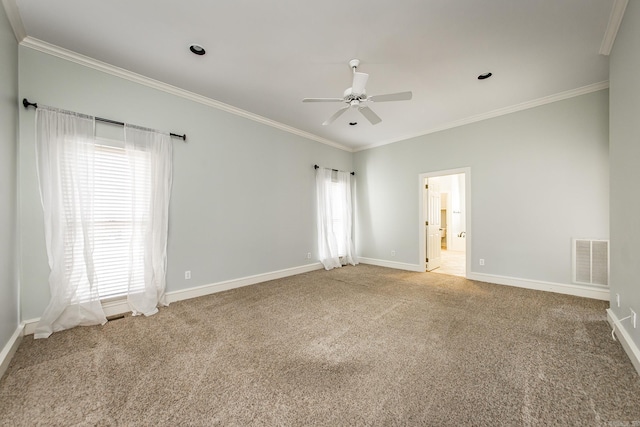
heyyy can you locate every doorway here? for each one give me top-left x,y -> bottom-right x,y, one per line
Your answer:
418,168 -> 470,278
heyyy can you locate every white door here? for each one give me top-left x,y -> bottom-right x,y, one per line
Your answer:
425,178 -> 441,271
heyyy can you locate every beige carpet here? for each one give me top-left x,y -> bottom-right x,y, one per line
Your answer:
1,265 -> 639,426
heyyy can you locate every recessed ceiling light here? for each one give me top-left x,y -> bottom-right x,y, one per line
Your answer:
349,122 -> 358,126
478,72 -> 492,80
189,44 -> 206,56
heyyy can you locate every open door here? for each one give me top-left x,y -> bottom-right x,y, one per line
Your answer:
425,178 -> 441,271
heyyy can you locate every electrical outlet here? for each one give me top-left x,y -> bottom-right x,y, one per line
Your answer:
307,252 -> 311,259
391,250 -> 396,257
631,309 -> 637,329
479,259 -> 485,266
185,270 -> 191,280
616,293 -> 620,307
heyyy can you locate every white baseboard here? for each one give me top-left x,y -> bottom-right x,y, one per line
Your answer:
356,258 -> 608,301
22,318 -> 40,336
467,272 -> 610,301
102,299 -> 133,317
0,324 -> 24,379
358,257 -> 424,273
607,308 -> 640,376
165,262 -> 323,303
21,262 -> 324,336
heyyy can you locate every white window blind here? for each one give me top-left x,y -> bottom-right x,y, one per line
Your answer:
330,178 -> 347,257
63,141 -> 151,301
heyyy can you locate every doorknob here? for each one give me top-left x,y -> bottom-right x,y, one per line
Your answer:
458,231 -> 466,238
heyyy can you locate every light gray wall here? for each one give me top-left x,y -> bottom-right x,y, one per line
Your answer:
18,47 -> 352,320
354,90 -> 609,285
0,6 -> 19,346
610,1 -> 640,347
16,43 -> 612,323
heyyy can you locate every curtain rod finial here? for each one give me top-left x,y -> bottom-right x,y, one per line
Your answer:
23,98 -> 38,109
170,132 -> 187,142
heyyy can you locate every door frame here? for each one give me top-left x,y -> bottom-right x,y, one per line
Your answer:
425,177 -> 442,271
418,167 -> 472,276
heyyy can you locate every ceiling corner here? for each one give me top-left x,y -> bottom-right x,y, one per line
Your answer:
599,0 -> 629,56
1,0 -> 26,43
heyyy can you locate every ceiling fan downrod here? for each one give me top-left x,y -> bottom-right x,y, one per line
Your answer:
349,59 -> 360,73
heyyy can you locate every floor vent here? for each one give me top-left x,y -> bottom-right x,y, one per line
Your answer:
573,239 -> 609,286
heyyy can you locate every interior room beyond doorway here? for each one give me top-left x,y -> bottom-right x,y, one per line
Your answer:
423,172 -> 467,277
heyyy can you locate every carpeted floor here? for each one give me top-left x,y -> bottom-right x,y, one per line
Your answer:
1,264 -> 639,426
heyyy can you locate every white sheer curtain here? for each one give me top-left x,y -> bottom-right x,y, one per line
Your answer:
316,167 -> 357,270
34,109 -> 173,339
34,107 -> 106,339
124,125 -> 172,315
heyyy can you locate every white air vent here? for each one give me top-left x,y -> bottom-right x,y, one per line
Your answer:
573,239 -> 609,286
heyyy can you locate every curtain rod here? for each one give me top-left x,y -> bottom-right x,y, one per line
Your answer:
22,98 -> 187,142
314,164 -> 355,176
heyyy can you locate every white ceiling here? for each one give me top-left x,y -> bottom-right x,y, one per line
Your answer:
11,0 -> 615,151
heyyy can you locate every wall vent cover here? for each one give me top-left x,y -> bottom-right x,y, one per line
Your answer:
573,239 -> 609,286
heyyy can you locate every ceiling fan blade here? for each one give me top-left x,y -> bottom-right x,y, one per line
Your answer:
323,106 -> 349,126
368,91 -> 413,102
358,106 -> 382,125
303,98 -> 344,103
352,72 -> 369,95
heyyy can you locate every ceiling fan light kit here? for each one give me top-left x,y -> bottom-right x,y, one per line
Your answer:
303,59 -> 413,126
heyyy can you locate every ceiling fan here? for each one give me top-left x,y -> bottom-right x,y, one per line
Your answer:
303,59 -> 412,126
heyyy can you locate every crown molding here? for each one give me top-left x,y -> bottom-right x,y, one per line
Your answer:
19,36 -> 610,155
354,81 -> 610,152
19,37 -> 352,153
1,0 -> 26,42
599,0 -> 628,55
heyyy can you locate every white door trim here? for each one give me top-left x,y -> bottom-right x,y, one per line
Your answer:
418,167 -> 472,276
425,178 -> 442,271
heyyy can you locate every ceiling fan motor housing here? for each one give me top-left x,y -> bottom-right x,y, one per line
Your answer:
343,87 -> 367,102
303,58 -> 411,126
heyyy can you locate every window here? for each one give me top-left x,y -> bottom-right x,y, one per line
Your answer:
35,107 -> 172,338
329,176 -> 348,257
94,141 -> 150,299
63,140 -> 151,302
315,167 -> 357,270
